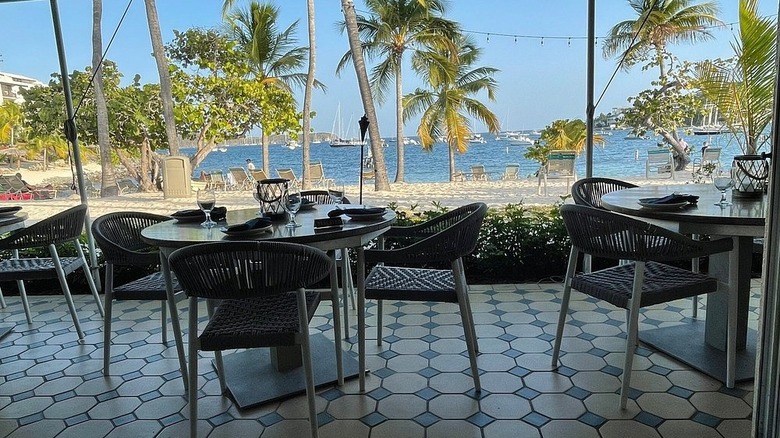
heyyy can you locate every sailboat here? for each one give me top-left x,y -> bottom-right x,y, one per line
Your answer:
330,104 -> 363,147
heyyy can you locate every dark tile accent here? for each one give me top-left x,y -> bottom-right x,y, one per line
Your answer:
587,347 -> 609,358
414,387 -> 440,401
319,388 -> 343,401
516,387 -> 541,400
648,365 -> 671,376
503,349 -> 523,359
497,333 -> 517,342
64,413 -> 89,427
509,366 -> 531,378
668,386 -> 694,399
378,350 -> 399,360
387,323 -> 403,330
259,412 -> 284,427
634,411 -> 663,428
97,390 -> 119,402
467,412 -> 493,427
419,350 -> 439,360
421,334 -> 440,343
557,366 -> 577,377
112,413 -> 136,427
421,322 -> 438,330
19,412 -> 44,426
317,411 -> 335,426
692,412 -> 722,427
383,335 -> 401,344
577,333 -> 597,341
413,412 -> 440,427
53,390 -> 76,402
578,412 -> 606,428
423,310 -> 437,318
565,387 -> 591,400
372,367 -> 396,379
530,320 -> 547,328
494,321 -> 512,328
361,412 -> 387,427
601,365 -> 622,376
209,412 -> 232,427
160,413 -> 184,427
522,412 -> 550,427
367,387 -> 392,401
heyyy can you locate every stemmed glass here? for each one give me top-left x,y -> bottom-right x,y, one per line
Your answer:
284,186 -> 302,228
327,181 -> 345,206
196,189 -> 217,228
252,190 -> 263,216
713,168 -> 735,207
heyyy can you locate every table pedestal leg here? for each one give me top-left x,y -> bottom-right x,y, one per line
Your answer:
706,236 -> 752,351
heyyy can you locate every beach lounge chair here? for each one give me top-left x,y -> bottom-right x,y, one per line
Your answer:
692,147 -> 722,174
228,167 -> 253,190
645,148 -> 675,179
304,161 -> 333,188
470,164 -> 490,181
276,168 -> 300,188
204,170 -> 227,190
500,163 -> 521,180
250,169 -> 269,183
0,174 -> 55,200
116,178 -> 140,195
537,150 -> 577,195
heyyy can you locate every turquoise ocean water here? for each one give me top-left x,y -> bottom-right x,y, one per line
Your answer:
187,130 -> 745,184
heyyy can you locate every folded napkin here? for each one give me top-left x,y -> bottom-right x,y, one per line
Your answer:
224,217 -> 272,232
172,206 -> 227,221
642,194 -> 699,205
328,207 -> 385,218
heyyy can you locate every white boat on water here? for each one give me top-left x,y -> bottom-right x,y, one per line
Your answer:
467,133 -> 486,144
402,137 -> 420,145
507,133 -> 533,145
284,140 -> 300,150
216,147 -> 228,152
330,103 -> 362,147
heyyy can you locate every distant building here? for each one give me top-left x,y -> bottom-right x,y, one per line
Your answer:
0,72 -> 44,105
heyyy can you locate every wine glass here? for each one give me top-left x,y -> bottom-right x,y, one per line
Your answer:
284,186 -> 302,228
713,168 -> 734,207
252,190 -> 263,216
327,181 -> 345,205
197,189 -> 217,228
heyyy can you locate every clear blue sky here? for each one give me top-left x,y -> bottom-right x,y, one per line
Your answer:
0,0 -> 776,135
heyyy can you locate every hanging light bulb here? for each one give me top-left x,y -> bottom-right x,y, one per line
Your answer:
540,37 -> 544,46
487,33 -> 490,42
568,37 -> 571,47
514,36 -> 517,43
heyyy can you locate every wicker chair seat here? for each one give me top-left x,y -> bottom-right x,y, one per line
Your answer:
199,291 -> 321,351
365,266 -> 457,303
0,257 -> 84,280
572,262 -> 717,309
113,272 -> 181,301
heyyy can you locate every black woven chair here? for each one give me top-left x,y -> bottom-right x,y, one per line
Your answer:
362,202 -> 488,391
571,177 -> 638,209
552,204 -> 734,409
91,212 -> 187,383
0,204 -> 102,341
301,190 -> 355,339
169,241 -> 332,438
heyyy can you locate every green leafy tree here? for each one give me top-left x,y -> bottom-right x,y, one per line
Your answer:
224,1 -> 321,176
525,119 -> 605,166
696,0 -> 776,155
603,0 -> 721,79
0,101 -> 24,147
403,35 -> 500,181
337,0 -> 459,182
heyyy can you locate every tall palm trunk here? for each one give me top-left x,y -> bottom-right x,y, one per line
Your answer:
92,0 -> 117,197
261,134 -> 271,175
394,61 -> 404,182
301,0 -> 317,190
144,0 -> 180,155
341,0 -> 390,191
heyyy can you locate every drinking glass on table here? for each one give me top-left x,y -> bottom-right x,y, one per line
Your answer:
284,186 -> 302,228
197,189 -> 217,228
713,168 -> 735,207
327,181 -> 345,205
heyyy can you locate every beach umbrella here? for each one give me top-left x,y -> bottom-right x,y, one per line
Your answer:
0,0 -> 98,272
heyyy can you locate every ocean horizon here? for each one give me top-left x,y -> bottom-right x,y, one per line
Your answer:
187,129 -> 746,185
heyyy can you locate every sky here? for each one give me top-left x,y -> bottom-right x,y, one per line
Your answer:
0,0 -> 777,136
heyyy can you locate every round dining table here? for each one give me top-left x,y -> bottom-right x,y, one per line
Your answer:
141,204 -> 395,408
601,183 -> 767,387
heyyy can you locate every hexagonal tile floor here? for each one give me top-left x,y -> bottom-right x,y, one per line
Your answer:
0,280 -> 757,437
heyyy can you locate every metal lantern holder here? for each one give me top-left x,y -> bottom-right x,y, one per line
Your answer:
733,154 -> 770,198
256,178 -> 289,220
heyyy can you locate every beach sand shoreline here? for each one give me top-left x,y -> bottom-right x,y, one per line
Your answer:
8,162 -> 690,222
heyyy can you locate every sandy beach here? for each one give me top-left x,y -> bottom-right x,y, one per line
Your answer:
10,163 -> 688,222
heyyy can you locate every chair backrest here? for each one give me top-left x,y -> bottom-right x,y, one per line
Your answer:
277,168 -> 298,184
228,167 -> 250,182
301,190 -> 351,205
471,165 -> 486,177
309,162 -> 324,180
503,164 -> 520,179
92,212 -> 170,266
397,202 -> 488,262
3,174 -> 28,192
116,178 -> 139,194
169,241 -> 332,299
209,170 -> 225,183
250,169 -> 269,182
546,151 -> 576,175
571,177 -> 638,209
0,204 -> 86,250
647,148 -> 673,164
702,147 -> 721,163
560,204 -> 731,262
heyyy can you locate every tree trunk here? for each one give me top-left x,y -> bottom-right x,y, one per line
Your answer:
394,61 -> 404,182
144,0 -> 180,155
341,0 -> 390,191
448,144 -> 455,181
659,131 -> 690,171
261,134 -> 271,175
139,136 -> 152,191
301,0 -> 317,191
92,0 -> 118,197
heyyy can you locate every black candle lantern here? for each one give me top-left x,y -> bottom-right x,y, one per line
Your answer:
358,115 -> 370,204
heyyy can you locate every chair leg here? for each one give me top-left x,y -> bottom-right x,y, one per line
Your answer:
297,289 -> 319,438
0,287 -> 6,309
692,234 -> 700,319
75,241 -> 104,317
103,264 -> 115,375
160,251 -> 188,391
326,251 -> 344,386
620,262 -> 645,410
49,244 -> 85,341
552,247 -> 579,368
376,300 -> 383,347
188,297 -> 199,438
583,254 -> 592,274
160,301 -> 168,345
726,237 -> 739,388
13,250 -> 32,324
453,259 -> 480,392
339,249 -> 350,340
356,247 -> 367,392
455,258 -> 479,353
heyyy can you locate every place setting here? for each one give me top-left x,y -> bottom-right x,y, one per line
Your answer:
170,189 -> 227,226
637,192 -> 700,210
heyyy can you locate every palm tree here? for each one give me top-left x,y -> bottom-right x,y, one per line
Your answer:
224,1 -> 321,175
92,0 -> 117,197
337,0 -> 459,182
341,0 -> 390,191
0,101 -> 23,147
696,0 -> 776,155
603,0 -> 721,79
403,35 -> 500,181
144,0 -> 180,155
301,0 -> 316,189
526,119 -> 606,167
